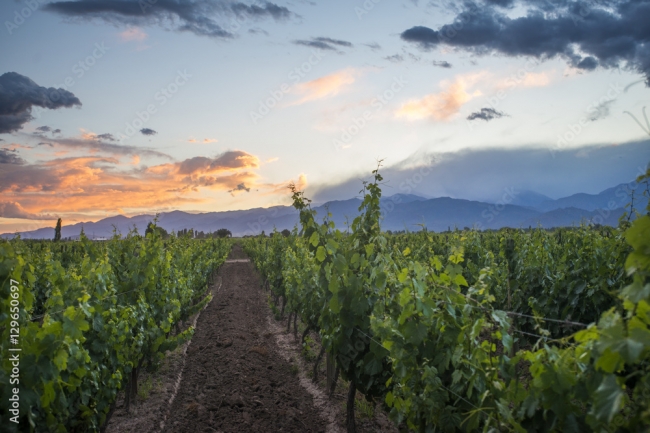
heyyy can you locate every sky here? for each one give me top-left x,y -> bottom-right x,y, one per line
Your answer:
1,0 -> 649,233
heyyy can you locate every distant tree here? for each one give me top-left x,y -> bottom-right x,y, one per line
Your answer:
215,228 -> 232,238
53,218 -> 62,242
281,229 -> 291,237
145,222 -> 169,239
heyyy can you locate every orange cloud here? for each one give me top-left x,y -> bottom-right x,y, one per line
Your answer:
0,151 -> 299,222
188,138 -> 218,144
396,72 -> 486,121
119,28 -> 148,42
495,71 -> 553,90
289,68 -> 361,106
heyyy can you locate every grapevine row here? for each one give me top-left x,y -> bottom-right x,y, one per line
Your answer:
245,166 -> 650,432
0,227 -> 231,432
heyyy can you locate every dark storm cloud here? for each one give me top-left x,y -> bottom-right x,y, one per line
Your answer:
310,139 -> 650,204
140,128 -> 157,136
467,107 -> 507,121
0,148 -> 26,165
293,37 -> 353,51
44,0 -> 295,39
231,2 -> 292,19
432,60 -> 452,68
0,72 -> 82,134
400,0 -> 650,84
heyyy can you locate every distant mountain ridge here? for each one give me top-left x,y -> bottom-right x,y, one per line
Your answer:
3,183 -> 644,239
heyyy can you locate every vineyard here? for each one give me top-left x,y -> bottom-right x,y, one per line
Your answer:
0,230 -> 231,432
1,167 -> 649,433
245,166 -> 650,432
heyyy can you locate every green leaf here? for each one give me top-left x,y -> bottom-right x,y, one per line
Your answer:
42,382 -> 55,408
592,375 -> 624,423
375,271 -> 387,290
309,231 -> 320,247
316,246 -> 326,262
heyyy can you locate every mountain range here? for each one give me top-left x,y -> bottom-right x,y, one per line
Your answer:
4,182 -> 647,239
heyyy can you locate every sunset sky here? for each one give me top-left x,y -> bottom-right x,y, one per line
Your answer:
1,0 -> 649,233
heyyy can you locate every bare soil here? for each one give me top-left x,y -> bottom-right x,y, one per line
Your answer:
161,244 -> 328,433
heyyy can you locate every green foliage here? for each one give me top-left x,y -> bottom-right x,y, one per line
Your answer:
215,228 -> 232,238
245,165 -> 650,432
0,231 -> 231,432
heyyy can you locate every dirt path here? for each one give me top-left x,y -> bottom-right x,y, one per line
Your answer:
161,244 -> 327,433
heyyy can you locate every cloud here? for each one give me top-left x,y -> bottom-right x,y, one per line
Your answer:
248,27 -> 269,36
228,183 -> 251,194
0,202 -> 54,219
0,148 -> 26,165
0,150 -> 268,217
385,54 -> 404,63
467,107 -> 508,121
95,133 -> 117,141
52,128 -> 61,134
433,60 -> 452,68
28,134 -> 170,158
140,128 -> 157,136
495,71 -> 552,90
44,0 -> 295,39
395,72 -> 485,121
290,68 -> 361,105
365,42 -> 381,51
119,27 -> 147,41
293,37 -> 353,51
0,72 -> 82,134
189,137 -> 218,143
310,139 -> 650,204
175,150 -> 259,175
36,126 -> 52,132
400,1 -> 650,84
588,99 -> 615,121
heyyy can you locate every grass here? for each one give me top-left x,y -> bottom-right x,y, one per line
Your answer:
137,376 -> 153,400
355,396 -> 375,420
302,335 -> 318,361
